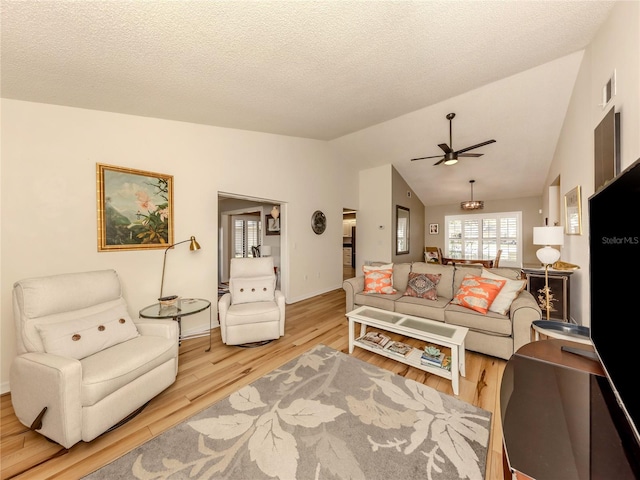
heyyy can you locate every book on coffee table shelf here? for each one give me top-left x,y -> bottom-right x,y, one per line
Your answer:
421,351 -> 445,367
441,355 -> 452,371
385,341 -> 413,357
356,331 -> 391,349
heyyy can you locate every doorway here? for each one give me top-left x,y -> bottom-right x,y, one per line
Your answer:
218,193 -> 284,292
342,208 -> 357,280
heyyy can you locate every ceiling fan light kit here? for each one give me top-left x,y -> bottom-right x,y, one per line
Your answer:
461,180 -> 484,210
411,112 -> 496,166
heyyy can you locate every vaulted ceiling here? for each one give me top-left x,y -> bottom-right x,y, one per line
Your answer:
1,1 -> 616,205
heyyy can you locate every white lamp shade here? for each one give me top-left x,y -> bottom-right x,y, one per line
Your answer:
261,245 -> 272,257
533,226 -> 564,246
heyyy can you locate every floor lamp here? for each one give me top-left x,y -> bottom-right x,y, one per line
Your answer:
159,236 -> 201,301
533,226 -> 564,320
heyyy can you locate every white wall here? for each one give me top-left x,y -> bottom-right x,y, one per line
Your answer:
546,0 -> 640,326
356,165 -> 393,271
391,166 -> 425,264
0,99 -> 358,392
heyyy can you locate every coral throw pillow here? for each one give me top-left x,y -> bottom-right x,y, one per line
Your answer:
363,264 -> 397,294
403,273 -> 441,300
451,275 -> 506,314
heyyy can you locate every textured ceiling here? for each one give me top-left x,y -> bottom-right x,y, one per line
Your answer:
1,1 -> 616,205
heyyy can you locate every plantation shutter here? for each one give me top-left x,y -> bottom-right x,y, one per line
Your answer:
444,212 -> 522,267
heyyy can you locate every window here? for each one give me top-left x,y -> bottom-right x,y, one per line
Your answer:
233,215 -> 261,258
444,212 -> 522,267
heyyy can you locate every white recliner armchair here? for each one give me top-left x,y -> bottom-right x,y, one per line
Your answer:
218,257 -> 285,345
10,269 -> 179,449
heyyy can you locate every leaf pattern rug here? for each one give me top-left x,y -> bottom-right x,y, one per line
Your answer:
84,344 -> 491,480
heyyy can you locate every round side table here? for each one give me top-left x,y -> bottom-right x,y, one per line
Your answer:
140,298 -> 212,351
531,320 -> 591,345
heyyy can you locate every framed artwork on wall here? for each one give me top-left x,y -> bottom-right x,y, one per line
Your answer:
564,185 -> 582,235
96,164 -> 174,251
265,214 -> 280,235
429,223 -> 439,235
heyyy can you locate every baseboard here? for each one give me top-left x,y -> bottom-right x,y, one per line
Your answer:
1,381 -> 10,395
286,284 -> 343,304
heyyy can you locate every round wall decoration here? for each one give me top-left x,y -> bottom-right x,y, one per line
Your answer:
311,210 -> 327,235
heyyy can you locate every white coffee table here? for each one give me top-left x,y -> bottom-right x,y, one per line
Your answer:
346,305 -> 469,395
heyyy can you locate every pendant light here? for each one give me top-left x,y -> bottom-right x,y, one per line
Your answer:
461,180 -> 484,210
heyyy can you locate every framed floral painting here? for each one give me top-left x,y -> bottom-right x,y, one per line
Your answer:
96,164 -> 174,251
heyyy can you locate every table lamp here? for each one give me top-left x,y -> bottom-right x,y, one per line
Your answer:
260,245 -> 272,257
159,236 -> 201,301
533,226 -> 564,320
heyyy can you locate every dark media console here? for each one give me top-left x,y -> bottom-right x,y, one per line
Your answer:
500,339 -> 640,480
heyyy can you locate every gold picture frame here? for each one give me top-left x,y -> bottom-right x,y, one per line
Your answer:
564,185 -> 582,235
97,163 -> 174,251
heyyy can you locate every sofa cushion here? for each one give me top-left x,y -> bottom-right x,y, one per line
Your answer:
481,268 -> 527,315
403,272 -> 441,300
411,263 -> 455,299
453,265 -> 484,293
392,263 -> 412,292
35,304 -> 139,360
363,265 -> 397,294
395,296 -> 449,322
485,267 -> 522,280
81,335 -> 176,406
445,303 -> 513,336
355,291 -> 403,311
451,275 -> 506,314
223,301 -> 281,326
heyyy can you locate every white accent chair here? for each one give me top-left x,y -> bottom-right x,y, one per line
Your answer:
218,257 -> 285,345
10,269 -> 179,449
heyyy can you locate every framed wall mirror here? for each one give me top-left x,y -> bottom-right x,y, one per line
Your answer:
564,185 -> 582,235
396,205 -> 410,254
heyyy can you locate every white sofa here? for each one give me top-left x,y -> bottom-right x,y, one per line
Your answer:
10,269 -> 179,448
343,262 -> 542,360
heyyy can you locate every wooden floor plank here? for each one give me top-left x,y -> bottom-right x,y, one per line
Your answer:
1,288 -> 507,479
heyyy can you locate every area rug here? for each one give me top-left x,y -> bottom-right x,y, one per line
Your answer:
84,344 -> 491,480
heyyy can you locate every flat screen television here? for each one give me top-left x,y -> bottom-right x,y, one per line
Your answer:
589,156 -> 640,451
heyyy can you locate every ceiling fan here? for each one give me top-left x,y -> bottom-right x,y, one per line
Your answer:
411,113 -> 496,166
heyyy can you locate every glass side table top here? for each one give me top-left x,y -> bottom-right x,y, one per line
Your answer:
139,298 -> 211,319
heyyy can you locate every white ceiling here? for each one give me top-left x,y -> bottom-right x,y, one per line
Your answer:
1,1 -> 616,206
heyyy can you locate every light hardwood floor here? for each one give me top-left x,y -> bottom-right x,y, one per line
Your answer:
1,288 -> 507,480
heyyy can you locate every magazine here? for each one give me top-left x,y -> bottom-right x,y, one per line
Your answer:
356,331 -> 391,349
385,341 -> 413,357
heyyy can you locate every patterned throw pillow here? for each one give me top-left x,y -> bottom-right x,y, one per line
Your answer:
451,274 -> 506,314
363,264 -> 397,294
403,272 -> 441,300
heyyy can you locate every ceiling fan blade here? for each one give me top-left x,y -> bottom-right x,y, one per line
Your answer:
411,155 -> 446,161
455,139 -> 496,155
438,143 -> 452,154
458,153 -> 483,158
433,157 -> 446,166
